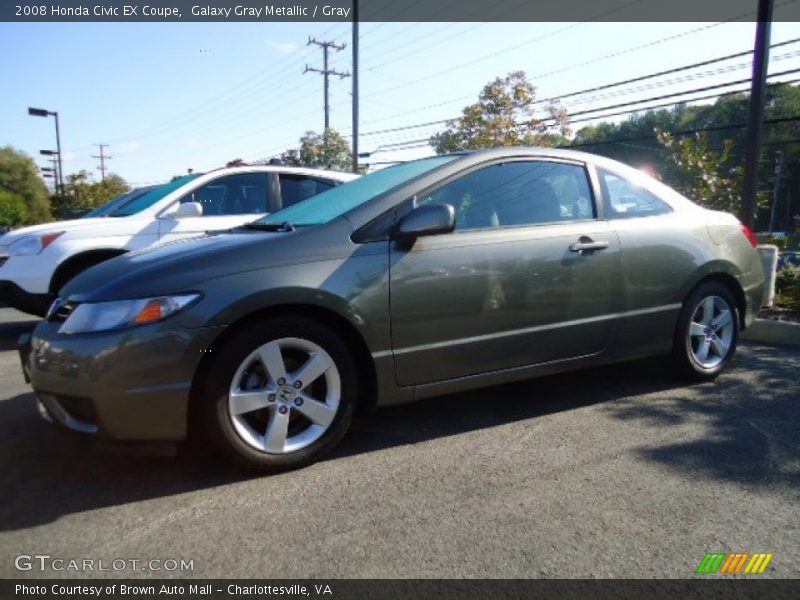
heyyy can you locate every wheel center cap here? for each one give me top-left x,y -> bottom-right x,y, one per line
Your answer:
277,385 -> 295,402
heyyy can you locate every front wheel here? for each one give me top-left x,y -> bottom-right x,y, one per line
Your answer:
671,282 -> 739,381
200,317 -> 358,472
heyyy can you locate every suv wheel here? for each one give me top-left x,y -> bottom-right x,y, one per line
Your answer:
201,316 -> 357,471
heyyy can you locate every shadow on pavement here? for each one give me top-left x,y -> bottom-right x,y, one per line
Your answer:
0,345 -> 797,531
602,346 -> 800,490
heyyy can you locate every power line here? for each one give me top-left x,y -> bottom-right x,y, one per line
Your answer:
348,43 -> 800,140
567,115 -> 800,149
535,37 -> 800,105
361,79 -> 800,156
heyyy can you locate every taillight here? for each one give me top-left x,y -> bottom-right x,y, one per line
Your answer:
740,224 -> 758,248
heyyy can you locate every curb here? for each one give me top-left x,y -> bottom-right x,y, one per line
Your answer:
741,319 -> 800,347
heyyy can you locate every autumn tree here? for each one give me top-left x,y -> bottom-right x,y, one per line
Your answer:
0,146 -> 51,224
430,71 -> 570,153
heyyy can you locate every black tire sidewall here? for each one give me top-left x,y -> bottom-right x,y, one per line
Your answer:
674,282 -> 739,379
201,316 -> 357,471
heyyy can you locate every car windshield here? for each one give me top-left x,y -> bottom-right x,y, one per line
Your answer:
254,156 -> 457,227
82,187 -> 153,218
109,174 -> 200,217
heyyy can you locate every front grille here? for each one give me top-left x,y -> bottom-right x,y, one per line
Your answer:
46,298 -> 77,322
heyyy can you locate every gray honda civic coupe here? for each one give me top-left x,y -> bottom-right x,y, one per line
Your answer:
21,148 -> 765,471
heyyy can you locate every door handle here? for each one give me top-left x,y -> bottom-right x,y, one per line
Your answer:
569,238 -> 609,254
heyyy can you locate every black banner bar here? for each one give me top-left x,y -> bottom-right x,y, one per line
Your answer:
3,0 -> 800,23
4,580 -> 800,600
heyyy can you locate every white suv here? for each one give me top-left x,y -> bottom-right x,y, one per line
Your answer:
0,165 -> 357,316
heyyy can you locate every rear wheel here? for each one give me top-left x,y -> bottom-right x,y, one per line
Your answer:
200,317 -> 357,471
671,282 -> 738,380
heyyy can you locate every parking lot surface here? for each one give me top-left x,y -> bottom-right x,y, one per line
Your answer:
0,305 -> 798,578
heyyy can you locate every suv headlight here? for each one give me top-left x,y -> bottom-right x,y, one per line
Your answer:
59,293 -> 201,334
7,232 -> 65,256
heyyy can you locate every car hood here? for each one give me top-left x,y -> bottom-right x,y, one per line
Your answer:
0,218 -> 111,247
60,224 -> 351,302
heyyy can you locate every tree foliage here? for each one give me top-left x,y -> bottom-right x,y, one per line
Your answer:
50,171 -> 130,218
0,146 -> 51,224
277,128 -> 353,171
431,71 -> 570,153
656,130 -> 752,214
0,190 -> 29,228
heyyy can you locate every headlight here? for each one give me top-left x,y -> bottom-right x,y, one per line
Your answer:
59,293 -> 200,334
7,232 -> 65,256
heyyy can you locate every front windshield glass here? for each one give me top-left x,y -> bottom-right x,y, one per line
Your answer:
255,156 -> 458,226
109,174 -> 200,217
83,186 -> 154,218
83,190 -> 135,218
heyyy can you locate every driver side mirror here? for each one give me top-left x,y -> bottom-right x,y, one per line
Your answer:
171,201 -> 203,219
394,204 -> 455,240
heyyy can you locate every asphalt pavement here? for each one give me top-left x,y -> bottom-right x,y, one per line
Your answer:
0,305 -> 798,579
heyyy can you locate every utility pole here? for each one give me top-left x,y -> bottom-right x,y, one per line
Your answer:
92,144 -> 111,182
740,0 -> 774,229
304,37 -> 350,132
768,150 -> 784,233
351,1 -> 359,174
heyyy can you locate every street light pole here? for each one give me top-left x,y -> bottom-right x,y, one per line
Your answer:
28,106 -> 64,194
53,111 -> 64,193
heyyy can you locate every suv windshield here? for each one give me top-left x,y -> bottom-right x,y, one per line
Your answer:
83,186 -> 155,218
255,156 -> 457,227
109,174 -> 200,217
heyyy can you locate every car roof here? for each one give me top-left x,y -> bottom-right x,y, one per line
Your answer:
203,165 -> 358,181
443,146 -> 622,164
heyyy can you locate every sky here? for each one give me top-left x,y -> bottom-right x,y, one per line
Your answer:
2,11 -> 799,187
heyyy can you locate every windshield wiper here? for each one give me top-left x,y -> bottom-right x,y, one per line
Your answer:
238,221 -> 295,232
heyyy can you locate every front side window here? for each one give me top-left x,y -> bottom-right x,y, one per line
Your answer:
181,173 -> 269,216
279,175 -> 335,209
599,169 -> 672,219
419,160 -> 594,230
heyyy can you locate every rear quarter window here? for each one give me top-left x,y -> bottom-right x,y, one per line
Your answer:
599,169 -> 672,219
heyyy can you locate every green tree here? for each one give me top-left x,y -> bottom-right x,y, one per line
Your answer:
277,128 -> 353,170
0,146 -> 51,224
657,130 -> 769,215
51,170 -> 130,218
430,71 -> 570,153
0,190 -> 29,228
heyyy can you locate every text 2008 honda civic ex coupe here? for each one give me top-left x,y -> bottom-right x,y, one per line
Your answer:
22,148 -> 765,471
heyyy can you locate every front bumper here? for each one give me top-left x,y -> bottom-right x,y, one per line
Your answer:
23,319 -> 223,441
0,280 -> 52,316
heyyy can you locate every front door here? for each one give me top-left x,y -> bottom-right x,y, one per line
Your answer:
158,172 -> 271,243
389,159 -> 622,387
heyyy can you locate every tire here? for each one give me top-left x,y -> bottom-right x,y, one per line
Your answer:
671,281 -> 739,381
199,316 -> 357,472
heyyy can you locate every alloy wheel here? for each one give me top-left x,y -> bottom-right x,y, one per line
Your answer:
687,295 -> 735,369
227,337 -> 341,454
